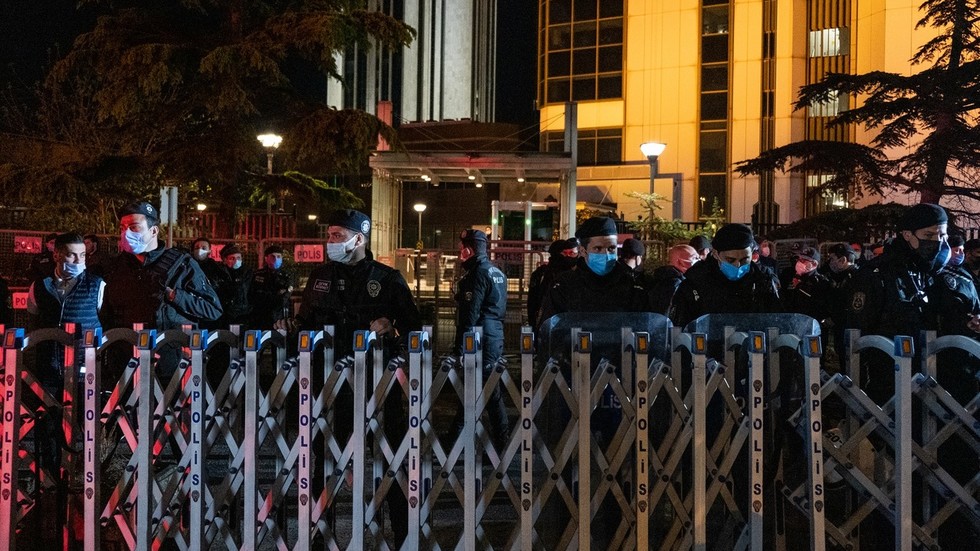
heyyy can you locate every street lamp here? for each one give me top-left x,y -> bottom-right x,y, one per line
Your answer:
257,133 -> 283,214
413,203 -> 427,249
640,142 -> 675,219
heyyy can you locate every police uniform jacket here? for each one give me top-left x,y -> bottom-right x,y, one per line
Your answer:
669,258 -> 781,328
782,270 -> 833,322
249,267 -> 293,329
102,244 -> 223,330
845,238 -> 939,338
212,265 -> 253,326
645,265 -> 685,315
929,265 -> 980,337
526,255 -> 575,329
297,250 -> 421,357
539,259 -> 650,325
454,255 -> 507,360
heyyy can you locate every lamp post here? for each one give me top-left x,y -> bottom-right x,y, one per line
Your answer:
257,133 -> 283,214
413,203 -> 427,249
640,141 -> 674,219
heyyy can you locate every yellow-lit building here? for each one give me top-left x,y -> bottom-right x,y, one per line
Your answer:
536,0 -> 937,225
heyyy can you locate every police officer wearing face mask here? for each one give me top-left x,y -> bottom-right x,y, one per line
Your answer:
538,216 -> 649,322
190,237 -> 223,283
102,201 -> 222,374
211,243 -> 252,328
451,229 -> 510,447
526,238 -> 578,329
781,246 -> 832,321
846,203 -> 950,405
249,245 -> 293,329
276,209 -> 420,545
669,223 -> 780,327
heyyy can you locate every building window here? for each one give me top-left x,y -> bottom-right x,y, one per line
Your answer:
697,1 -> 731,219
808,89 -> 848,117
808,27 -> 849,57
806,174 -> 848,214
542,0 -> 624,104
542,128 -> 623,165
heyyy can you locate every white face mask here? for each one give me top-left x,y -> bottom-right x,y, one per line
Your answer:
194,248 -> 210,261
120,229 -> 148,255
327,235 -> 358,264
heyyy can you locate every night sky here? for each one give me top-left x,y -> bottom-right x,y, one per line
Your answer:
0,1 -> 538,127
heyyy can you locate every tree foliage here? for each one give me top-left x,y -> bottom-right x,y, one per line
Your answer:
0,0 -> 413,231
735,0 -> 980,217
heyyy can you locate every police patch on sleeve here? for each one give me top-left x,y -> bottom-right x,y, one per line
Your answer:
314,279 -> 330,293
850,291 -> 866,312
464,291 -> 473,302
943,273 -> 957,289
367,280 -> 381,297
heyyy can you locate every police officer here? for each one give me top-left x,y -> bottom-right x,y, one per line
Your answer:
452,229 -> 509,447
249,245 -> 293,329
276,209 -> 419,545
669,223 -> 781,327
619,238 -> 645,271
646,244 -> 700,314
101,201 -> 222,375
689,234 -> 711,261
539,217 -> 650,321
526,238 -> 577,329
846,203 -> 949,405
190,237 -> 223,284
824,243 -> 860,365
83,233 -> 106,277
962,238 -> 980,285
212,243 -> 252,328
781,246 -> 832,322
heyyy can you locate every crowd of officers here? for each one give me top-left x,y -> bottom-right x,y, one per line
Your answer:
18,199 -> 980,547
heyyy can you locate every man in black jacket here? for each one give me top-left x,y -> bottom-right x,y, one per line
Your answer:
526,238 -> 577,329
846,203 -> 950,405
452,229 -> 509,447
212,243 -> 252,328
249,245 -> 293,329
277,209 -> 419,546
669,223 -> 781,327
645,244 -> 700,314
102,201 -> 223,376
539,217 -> 650,321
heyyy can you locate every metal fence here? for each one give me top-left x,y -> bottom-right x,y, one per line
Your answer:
0,313 -> 977,550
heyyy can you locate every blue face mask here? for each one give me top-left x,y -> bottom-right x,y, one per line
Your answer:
231,259 -> 243,270
949,250 -> 965,266
718,260 -> 751,281
271,257 -> 283,270
120,229 -> 148,254
62,262 -> 85,278
586,252 -> 617,276
933,240 -> 951,270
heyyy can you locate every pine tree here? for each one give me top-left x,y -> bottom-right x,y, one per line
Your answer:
735,0 -> 980,218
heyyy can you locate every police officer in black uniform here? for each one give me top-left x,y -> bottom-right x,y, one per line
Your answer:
781,246 -> 832,322
28,232 -> 58,281
846,203 -> 949,405
211,243 -> 252,328
249,245 -> 293,329
526,238 -> 577,329
646,244 -> 700,314
451,229 -> 509,447
539,217 -> 650,321
276,209 -> 420,545
102,201 -> 223,376
669,223 -> 781,327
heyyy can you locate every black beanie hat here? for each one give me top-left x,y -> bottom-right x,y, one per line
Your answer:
547,238 -> 578,257
264,244 -> 284,256
689,235 -> 711,251
898,203 -> 947,232
460,229 -> 488,255
619,238 -> 645,258
575,217 -> 618,241
711,223 -> 755,252
327,209 -> 371,235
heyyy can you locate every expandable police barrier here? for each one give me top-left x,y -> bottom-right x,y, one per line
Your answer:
0,315 -> 977,550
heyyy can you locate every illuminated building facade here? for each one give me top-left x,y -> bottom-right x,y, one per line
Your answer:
537,0 -> 937,224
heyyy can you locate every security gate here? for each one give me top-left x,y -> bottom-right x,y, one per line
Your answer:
0,314 -> 977,550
